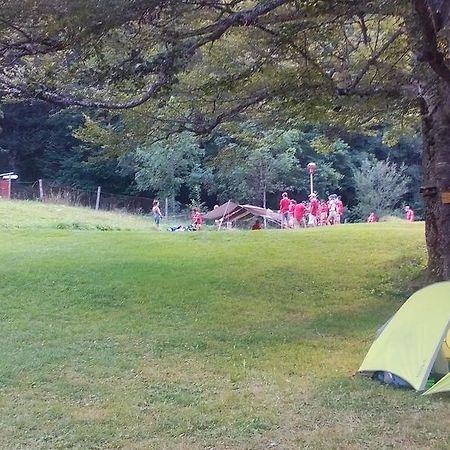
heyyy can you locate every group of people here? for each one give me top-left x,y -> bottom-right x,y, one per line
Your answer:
367,205 -> 415,223
153,195 -> 415,231
279,192 -> 344,228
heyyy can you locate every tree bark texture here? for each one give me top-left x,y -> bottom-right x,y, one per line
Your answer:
411,0 -> 450,280
419,80 -> 450,280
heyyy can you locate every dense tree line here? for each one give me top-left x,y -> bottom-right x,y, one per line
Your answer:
0,100 -> 421,220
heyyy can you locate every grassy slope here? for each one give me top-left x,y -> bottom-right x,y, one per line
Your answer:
0,201 -> 448,449
0,200 -> 152,230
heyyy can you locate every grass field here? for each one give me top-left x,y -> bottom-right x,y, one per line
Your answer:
0,200 -> 448,449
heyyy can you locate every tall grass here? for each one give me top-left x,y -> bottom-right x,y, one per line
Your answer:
0,200 -> 154,231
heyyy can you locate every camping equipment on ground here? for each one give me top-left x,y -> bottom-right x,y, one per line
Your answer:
358,281 -> 450,395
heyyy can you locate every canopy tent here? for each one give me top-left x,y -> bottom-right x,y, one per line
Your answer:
203,201 -> 282,225
358,282 -> 450,395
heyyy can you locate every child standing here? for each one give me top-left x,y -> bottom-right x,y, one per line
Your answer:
192,209 -> 203,230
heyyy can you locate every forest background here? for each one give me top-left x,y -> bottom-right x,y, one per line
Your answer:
0,100 -> 421,221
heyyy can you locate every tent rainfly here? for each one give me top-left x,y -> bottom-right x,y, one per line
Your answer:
358,281 -> 450,395
203,201 -> 282,225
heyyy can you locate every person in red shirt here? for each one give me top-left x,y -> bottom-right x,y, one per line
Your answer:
405,206 -> 415,222
251,219 -> 262,230
191,209 -> 203,230
308,193 -> 319,227
288,199 -> 297,228
293,201 -> 306,228
279,192 -> 291,228
367,212 -> 378,223
319,200 -> 328,226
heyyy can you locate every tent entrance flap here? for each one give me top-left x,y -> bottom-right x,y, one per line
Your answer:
423,372 -> 450,395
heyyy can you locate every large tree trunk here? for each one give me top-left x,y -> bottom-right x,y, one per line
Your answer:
419,81 -> 450,280
410,0 -> 450,280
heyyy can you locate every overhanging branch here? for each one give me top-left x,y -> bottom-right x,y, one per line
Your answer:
0,0 -> 290,110
414,0 -> 450,86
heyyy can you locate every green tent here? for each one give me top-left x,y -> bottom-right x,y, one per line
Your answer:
359,282 -> 450,395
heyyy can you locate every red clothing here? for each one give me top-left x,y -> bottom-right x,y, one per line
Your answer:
192,212 -> 203,225
309,198 -> 319,215
405,209 -> 414,222
294,203 -> 306,220
336,199 -> 344,214
367,213 -> 378,223
279,197 -> 290,213
320,202 -> 329,213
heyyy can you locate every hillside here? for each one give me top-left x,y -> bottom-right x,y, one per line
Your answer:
0,200 -> 153,231
0,201 -> 447,450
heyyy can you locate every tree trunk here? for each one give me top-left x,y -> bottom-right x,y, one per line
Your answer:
409,1 -> 450,281
419,81 -> 450,280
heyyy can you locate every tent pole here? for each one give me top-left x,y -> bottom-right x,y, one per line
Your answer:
218,200 -> 231,231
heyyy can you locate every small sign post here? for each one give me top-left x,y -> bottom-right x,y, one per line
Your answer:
441,192 -> 450,204
0,172 -> 18,199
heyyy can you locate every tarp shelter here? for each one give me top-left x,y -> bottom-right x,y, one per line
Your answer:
358,282 -> 450,395
203,201 -> 282,225
202,201 -> 239,221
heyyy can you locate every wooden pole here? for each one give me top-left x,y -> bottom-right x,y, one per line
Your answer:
38,179 -> 44,201
95,186 -> 101,210
263,190 -> 267,229
218,200 -> 231,231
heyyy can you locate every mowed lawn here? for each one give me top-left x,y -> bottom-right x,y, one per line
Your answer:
0,201 -> 448,449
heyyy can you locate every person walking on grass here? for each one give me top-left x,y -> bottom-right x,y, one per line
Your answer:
279,192 -> 291,228
293,201 -> 306,228
152,199 -> 163,228
307,193 -> 319,227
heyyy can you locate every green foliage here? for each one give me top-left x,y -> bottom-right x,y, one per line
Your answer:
0,103 -> 133,193
0,100 -> 423,217
131,132 -> 207,200
352,159 -> 411,220
0,1 -> 427,220
208,125 -> 299,205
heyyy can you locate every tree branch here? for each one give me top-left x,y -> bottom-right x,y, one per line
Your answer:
342,27 -> 404,93
414,0 -> 450,86
0,0 -> 290,110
